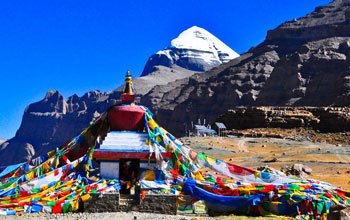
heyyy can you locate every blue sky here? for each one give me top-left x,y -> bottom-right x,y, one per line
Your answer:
0,0 -> 331,139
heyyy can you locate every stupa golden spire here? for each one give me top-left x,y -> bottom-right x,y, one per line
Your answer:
121,70 -> 135,104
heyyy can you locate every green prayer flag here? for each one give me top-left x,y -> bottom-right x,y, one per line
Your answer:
62,202 -> 72,213
46,201 -> 56,206
197,153 -> 206,160
288,184 -> 300,191
31,187 -> 40,193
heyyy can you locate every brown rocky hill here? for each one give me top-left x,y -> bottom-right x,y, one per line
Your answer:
0,90 -> 111,166
143,0 -> 350,136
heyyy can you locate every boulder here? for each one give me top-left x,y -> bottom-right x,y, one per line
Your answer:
281,163 -> 313,178
328,205 -> 350,220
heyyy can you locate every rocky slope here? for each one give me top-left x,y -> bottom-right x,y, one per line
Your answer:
142,0 -> 350,136
141,26 -> 239,76
116,65 -> 195,95
0,138 -> 5,145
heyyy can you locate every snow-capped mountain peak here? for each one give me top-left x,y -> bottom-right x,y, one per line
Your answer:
141,26 -> 239,76
170,26 -> 239,62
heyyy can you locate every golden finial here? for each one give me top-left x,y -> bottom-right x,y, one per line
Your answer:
123,70 -> 134,95
121,70 -> 135,104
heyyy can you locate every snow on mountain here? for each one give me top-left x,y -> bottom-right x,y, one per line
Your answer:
141,26 -> 239,76
0,138 -> 6,145
170,26 -> 239,62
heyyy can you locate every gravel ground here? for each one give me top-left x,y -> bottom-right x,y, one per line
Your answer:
180,135 -> 350,188
1,212 -> 291,220
2,212 -> 201,220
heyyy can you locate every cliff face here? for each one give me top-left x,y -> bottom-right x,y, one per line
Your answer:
266,0 -> 350,41
0,90 -> 118,166
142,0 -> 350,136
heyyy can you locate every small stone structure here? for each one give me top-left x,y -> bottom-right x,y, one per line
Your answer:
84,192 -> 178,215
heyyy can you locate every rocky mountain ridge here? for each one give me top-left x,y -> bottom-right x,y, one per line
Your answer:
141,0 -> 350,136
0,89 -> 113,165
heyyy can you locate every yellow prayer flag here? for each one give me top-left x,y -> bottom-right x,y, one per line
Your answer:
47,149 -> 56,158
81,194 -> 91,202
25,170 -> 35,180
126,181 -> 132,189
144,170 -> 155,181
206,157 -> 215,166
194,171 -> 205,181
148,119 -> 158,130
254,171 -> 260,178
174,160 -> 181,170
71,200 -> 79,211
42,161 -> 50,173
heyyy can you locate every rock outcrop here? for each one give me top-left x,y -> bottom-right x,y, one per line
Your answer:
141,26 -> 239,76
281,164 -> 313,178
142,0 -> 350,136
216,106 -> 350,132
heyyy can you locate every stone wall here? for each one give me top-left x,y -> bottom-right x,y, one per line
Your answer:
216,107 -> 350,132
84,192 -> 120,213
138,194 -> 178,215
83,192 -> 178,215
